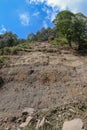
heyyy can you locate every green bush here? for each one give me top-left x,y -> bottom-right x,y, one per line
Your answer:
0,56 -> 9,66
3,47 -> 11,55
0,46 -> 20,55
0,49 -> 3,55
10,47 -> 18,54
53,37 -> 68,46
0,56 -> 5,64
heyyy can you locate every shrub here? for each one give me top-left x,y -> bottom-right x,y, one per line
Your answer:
0,56 -> 5,63
10,47 -> 18,55
0,49 -> 3,55
53,37 -> 68,46
0,56 -> 9,66
3,47 -> 11,55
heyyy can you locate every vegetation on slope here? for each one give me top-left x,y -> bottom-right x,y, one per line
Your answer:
0,10 -> 87,55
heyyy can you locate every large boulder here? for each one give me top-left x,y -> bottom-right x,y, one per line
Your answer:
62,118 -> 85,130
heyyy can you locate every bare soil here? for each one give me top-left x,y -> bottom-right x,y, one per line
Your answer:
0,42 -> 87,129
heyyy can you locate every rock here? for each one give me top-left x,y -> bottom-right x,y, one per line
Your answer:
19,116 -> 33,129
62,118 -> 85,130
36,117 -> 45,130
41,108 -> 49,112
22,108 -> 35,116
69,108 -> 76,114
36,119 -> 41,130
39,117 -> 45,128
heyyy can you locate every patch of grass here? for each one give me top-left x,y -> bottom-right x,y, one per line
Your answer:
17,40 -> 32,49
0,40 -> 33,55
0,56 -> 9,65
3,47 -> 11,55
10,47 -> 19,54
0,46 -> 21,55
46,49 -> 58,53
53,38 -> 68,46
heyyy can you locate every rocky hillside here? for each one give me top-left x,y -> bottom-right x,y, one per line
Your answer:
0,42 -> 87,129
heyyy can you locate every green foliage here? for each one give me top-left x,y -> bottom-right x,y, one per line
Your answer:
0,56 -> 5,63
0,32 -> 18,49
0,56 -> 8,65
38,27 -> 52,41
0,49 -> 3,55
53,10 -> 75,47
53,10 -> 87,48
53,10 -> 74,25
53,37 -> 68,46
72,13 -> 87,49
3,47 -> 11,55
27,27 -> 53,42
27,33 -> 36,41
10,47 -> 18,54
0,47 -> 18,55
0,10 -> 87,52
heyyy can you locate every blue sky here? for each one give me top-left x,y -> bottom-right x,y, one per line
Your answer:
0,0 -> 87,39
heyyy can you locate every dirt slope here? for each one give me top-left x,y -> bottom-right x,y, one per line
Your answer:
0,42 -> 87,129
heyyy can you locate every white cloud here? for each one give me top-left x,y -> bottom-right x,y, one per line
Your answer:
45,0 -> 83,13
26,0 -> 44,4
0,25 -> 7,34
26,0 -> 87,16
43,6 -> 58,22
19,13 -> 29,26
33,11 -> 40,16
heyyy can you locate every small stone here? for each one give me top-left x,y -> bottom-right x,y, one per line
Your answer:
36,117 -> 45,130
19,116 -> 33,129
62,118 -> 85,130
69,108 -> 76,113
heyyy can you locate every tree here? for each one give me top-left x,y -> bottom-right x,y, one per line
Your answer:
0,32 -> 18,48
53,10 -> 75,47
53,10 -> 87,48
3,32 -> 18,46
73,13 -> 87,49
27,33 -> 36,41
35,27 -> 52,41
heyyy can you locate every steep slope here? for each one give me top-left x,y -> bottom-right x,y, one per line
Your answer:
0,42 -> 87,129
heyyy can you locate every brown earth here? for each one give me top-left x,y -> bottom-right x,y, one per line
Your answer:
0,42 -> 87,129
